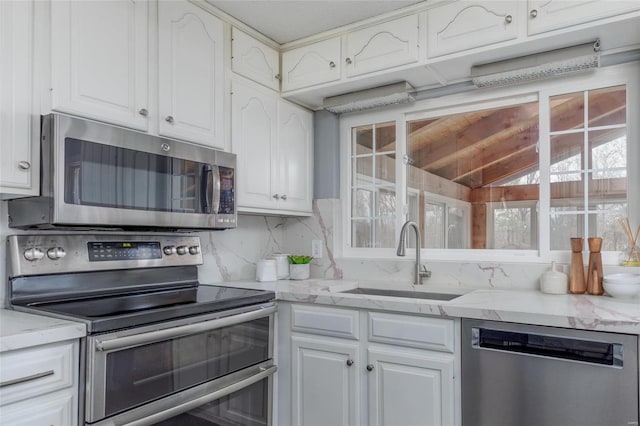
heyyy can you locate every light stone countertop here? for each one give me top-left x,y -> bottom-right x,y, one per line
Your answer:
0,309 -> 86,353
207,279 -> 640,335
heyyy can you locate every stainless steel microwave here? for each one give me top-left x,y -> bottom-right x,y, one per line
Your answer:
8,114 -> 237,230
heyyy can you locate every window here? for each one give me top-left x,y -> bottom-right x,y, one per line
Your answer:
342,64 -> 639,262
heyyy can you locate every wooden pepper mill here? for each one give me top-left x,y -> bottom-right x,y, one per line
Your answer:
569,238 -> 586,294
586,237 -> 604,295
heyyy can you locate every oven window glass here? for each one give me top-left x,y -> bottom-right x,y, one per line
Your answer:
104,317 -> 270,417
64,138 -> 213,213
153,377 -> 269,426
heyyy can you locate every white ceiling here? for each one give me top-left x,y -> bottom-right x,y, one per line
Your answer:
205,0 -> 423,44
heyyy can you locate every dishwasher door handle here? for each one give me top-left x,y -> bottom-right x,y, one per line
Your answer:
471,327 -> 624,367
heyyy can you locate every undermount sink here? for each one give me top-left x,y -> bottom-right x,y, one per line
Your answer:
339,287 -> 461,301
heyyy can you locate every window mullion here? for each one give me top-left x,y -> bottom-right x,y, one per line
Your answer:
538,90 -> 551,261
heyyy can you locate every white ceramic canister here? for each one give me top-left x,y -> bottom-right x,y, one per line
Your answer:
269,254 -> 290,279
256,259 -> 278,282
540,261 -> 569,294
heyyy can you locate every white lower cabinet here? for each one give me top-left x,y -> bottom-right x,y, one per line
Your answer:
292,336 -> 360,426
0,340 -> 79,426
368,346 -> 455,426
280,303 -> 458,426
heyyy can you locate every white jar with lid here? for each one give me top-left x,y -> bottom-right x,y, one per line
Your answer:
540,262 -> 569,294
269,254 -> 290,279
256,259 -> 278,282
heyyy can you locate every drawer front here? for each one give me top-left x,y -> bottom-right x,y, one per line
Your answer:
0,341 -> 75,406
291,305 -> 360,340
368,312 -> 454,352
0,389 -> 75,426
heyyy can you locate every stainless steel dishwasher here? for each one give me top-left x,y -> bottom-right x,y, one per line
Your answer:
462,319 -> 639,426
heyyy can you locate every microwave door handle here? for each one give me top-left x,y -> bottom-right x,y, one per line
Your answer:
200,165 -> 213,214
211,165 -> 221,215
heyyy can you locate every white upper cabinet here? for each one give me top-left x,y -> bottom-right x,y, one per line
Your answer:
0,0 -> 38,197
231,79 -> 278,210
427,1 -> 519,58
277,100 -> 313,212
344,14 -> 420,77
51,0 -> 149,131
158,1 -> 225,149
232,28 -> 280,91
527,0 -> 640,35
281,37 -> 341,92
232,78 -> 313,215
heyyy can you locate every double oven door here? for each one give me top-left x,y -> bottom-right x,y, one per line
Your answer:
86,303 -> 276,426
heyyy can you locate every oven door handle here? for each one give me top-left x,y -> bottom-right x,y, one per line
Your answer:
94,304 -> 277,352
122,364 -> 277,426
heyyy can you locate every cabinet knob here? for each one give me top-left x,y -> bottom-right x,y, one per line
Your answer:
345,57 -> 352,65
281,194 -> 287,201
275,73 -> 281,81
346,359 -> 354,367
165,115 -> 174,123
17,161 -> 31,170
329,61 -> 336,69
366,364 -> 374,372
273,194 -> 280,200
505,14 -> 513,24
138,108 -> 148,116
530,9 -> 538,18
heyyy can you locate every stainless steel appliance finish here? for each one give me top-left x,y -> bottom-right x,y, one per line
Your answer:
8,113 -> 237,230
7,234 -> 276,426
462,319 -> 639,426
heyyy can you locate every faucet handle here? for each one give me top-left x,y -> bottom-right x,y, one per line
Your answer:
419,265 -> 432,282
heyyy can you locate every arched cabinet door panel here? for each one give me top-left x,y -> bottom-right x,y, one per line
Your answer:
282,37 -> 341,92
232,28 -> 280,91
345,14 -> 420,77
51,0 -> 149,131
427,1 -> 519,58
158,1 -> 225,149
527,0 -> 640,35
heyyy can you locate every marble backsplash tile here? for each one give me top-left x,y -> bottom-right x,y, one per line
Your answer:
4,198 -> 628,298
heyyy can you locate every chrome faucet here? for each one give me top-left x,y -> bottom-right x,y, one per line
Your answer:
396,221 -> 431,285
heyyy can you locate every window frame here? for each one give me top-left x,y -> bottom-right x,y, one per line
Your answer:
340,62 -> 639,265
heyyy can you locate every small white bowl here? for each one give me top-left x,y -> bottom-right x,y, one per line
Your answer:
604,273 -> 640,285
603,281 -> 640,299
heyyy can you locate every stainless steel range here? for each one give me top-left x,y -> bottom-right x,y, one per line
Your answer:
6,234 -> 276,426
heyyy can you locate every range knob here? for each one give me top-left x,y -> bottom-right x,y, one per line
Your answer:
176,246 -> 188,255
24,248 -> 45,261
188,245 -> 200,255
47,247 -> 66,260
163,245 -> 177,255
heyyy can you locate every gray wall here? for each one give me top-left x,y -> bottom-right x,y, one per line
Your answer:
313,110 -> 340,199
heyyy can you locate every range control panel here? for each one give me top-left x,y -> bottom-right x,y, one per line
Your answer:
8,234 -> 203,277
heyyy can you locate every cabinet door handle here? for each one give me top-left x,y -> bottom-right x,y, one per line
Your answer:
345,57 -> 352,65
530,9 -> 538,18
346,359 -> 354,367
275,73 -> 281,81
0,370 -> 54,388
273,194 -> 280,200
366,364 -> 374,371
138,108 -> 148,116
505,14 -> 513,24
165,115 -> 174,123
17,161 -> 31,170
329,61 -> 336,69
280,194 -> 287,200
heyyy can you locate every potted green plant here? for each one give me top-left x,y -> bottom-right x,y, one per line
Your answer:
288,255 -> 313,280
